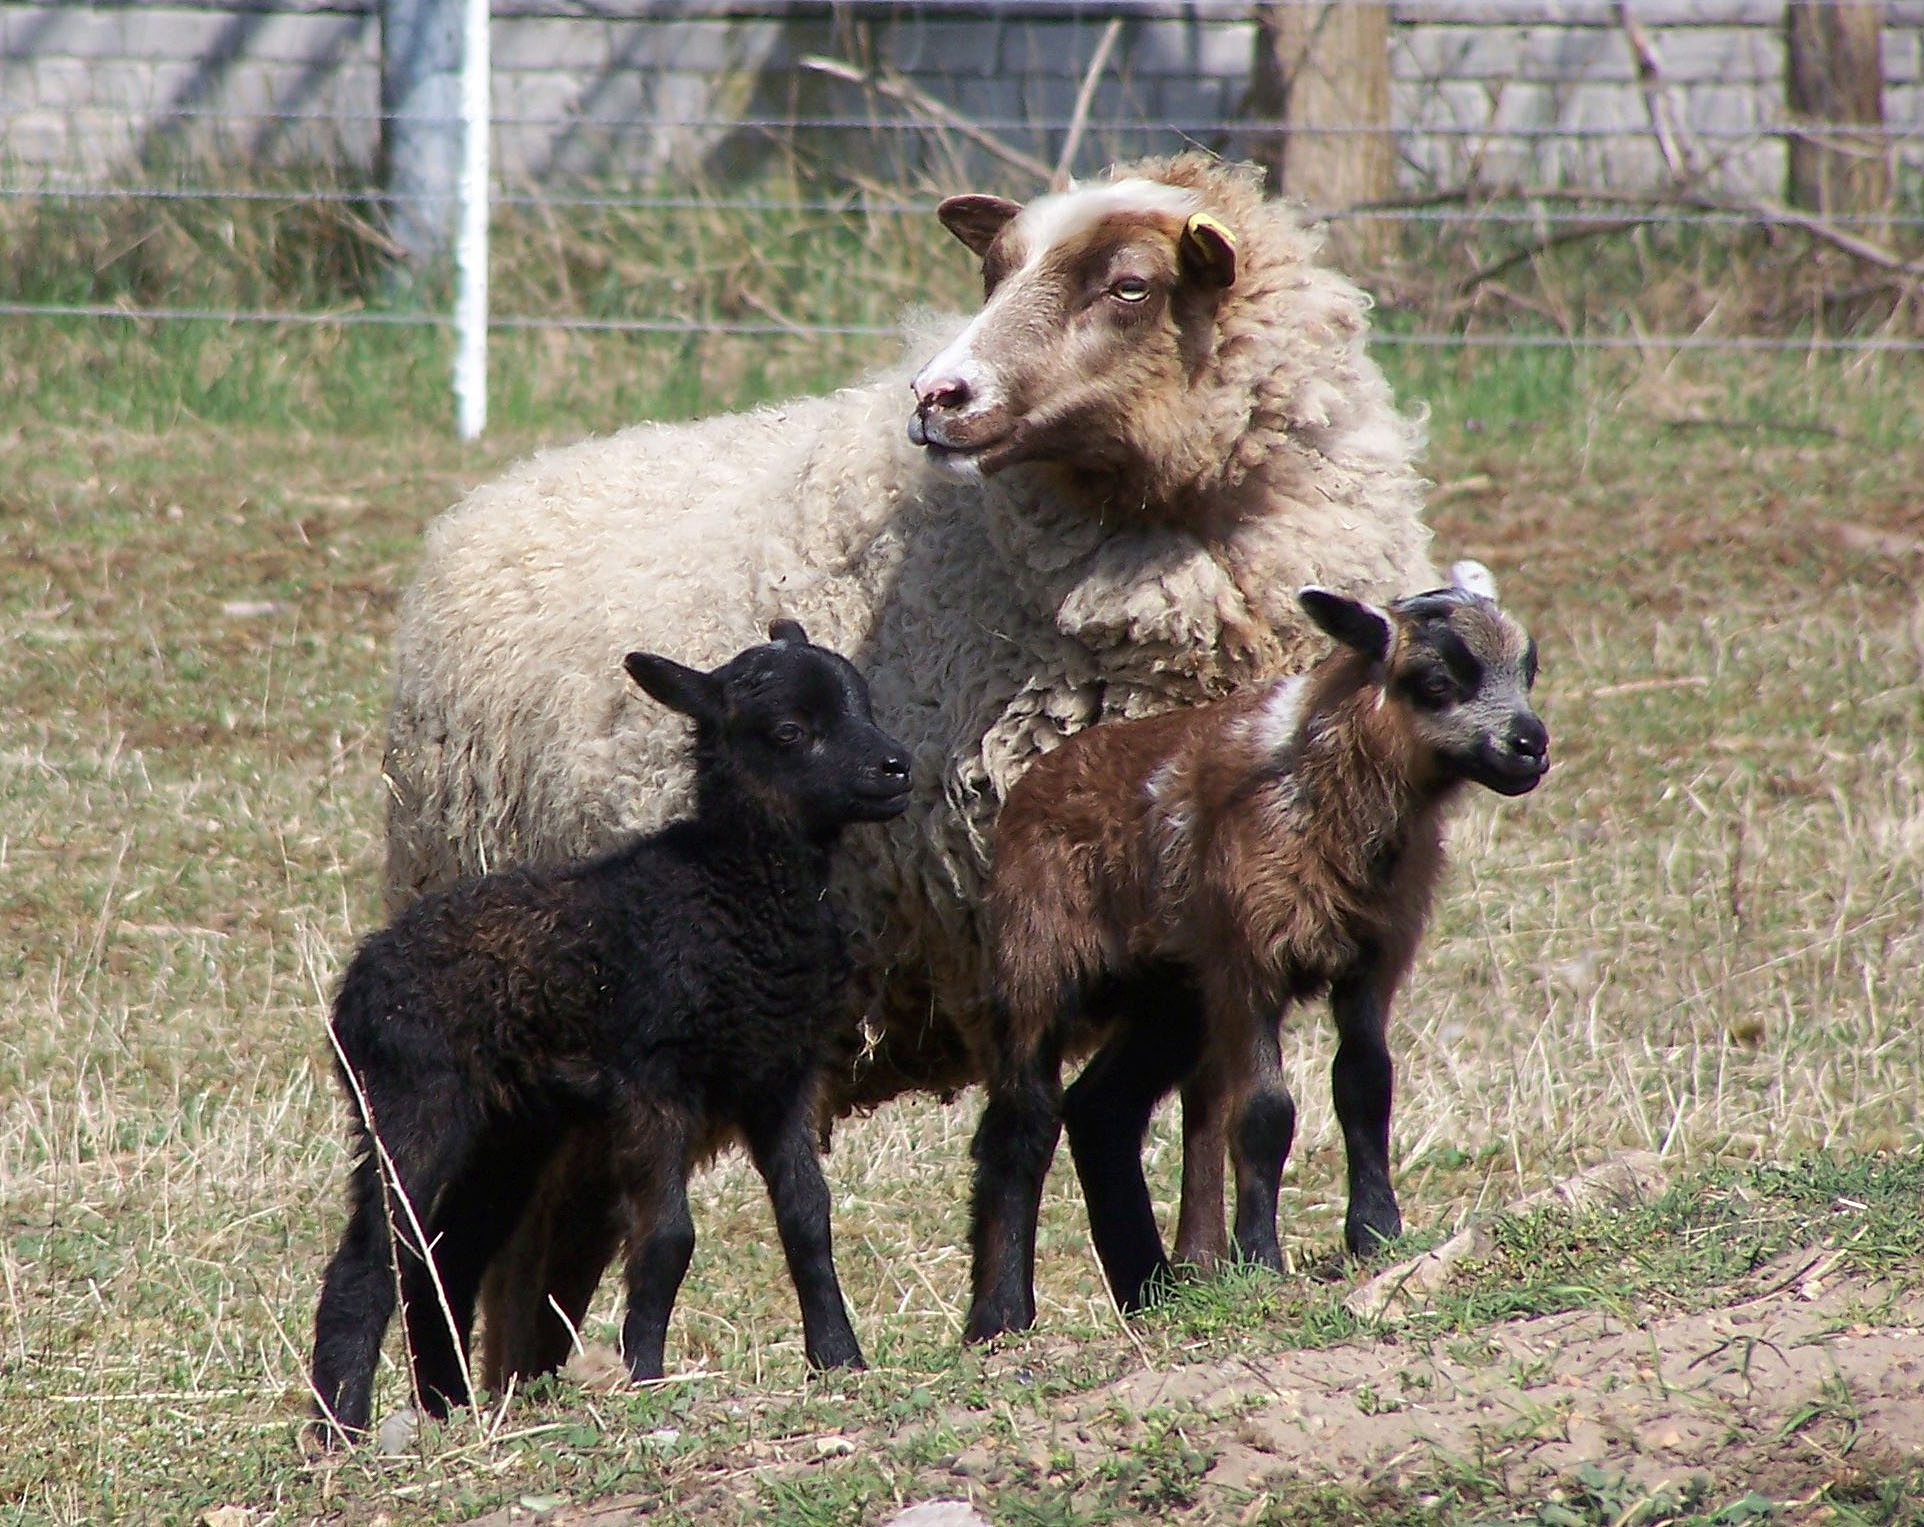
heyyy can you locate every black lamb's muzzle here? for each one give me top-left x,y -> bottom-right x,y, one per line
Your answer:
850,740 -> 914,819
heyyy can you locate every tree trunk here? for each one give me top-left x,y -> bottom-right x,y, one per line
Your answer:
1786,1 -> 1888,232
1243,2 -> 1393,261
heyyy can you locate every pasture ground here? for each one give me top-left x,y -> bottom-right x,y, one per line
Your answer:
3,298 -> 1923,1525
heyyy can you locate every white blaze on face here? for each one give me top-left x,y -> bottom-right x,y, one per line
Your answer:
912,177 -> 1203,460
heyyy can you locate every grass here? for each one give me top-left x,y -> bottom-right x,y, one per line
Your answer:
3,184 -> 1924,1525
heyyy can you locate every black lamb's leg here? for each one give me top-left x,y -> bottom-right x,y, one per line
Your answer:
1062,969 -> 1205,1313
618,1118 -> 696,1384
403,1126 -> 552,1417
745,1090 -> 865,1372
965,1012 -> 1065,1343
480,1128 -> 625,1390
310,1155 -> 398,1442
1330,965 -> 1402,1257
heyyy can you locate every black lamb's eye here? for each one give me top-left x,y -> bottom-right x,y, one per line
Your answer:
773,721 -> 805,747
1416,672 -> 1455,706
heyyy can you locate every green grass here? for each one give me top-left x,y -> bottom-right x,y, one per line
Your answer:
4,185 -> 1924,1525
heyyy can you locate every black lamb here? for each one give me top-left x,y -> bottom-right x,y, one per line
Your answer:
308,620 -> 912,1442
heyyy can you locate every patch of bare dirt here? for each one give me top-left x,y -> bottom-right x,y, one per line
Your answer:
468,1268 -> 1924,1525
1099,1264 -> 1924,1499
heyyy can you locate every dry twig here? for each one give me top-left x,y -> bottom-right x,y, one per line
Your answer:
799,55 -> 1052,187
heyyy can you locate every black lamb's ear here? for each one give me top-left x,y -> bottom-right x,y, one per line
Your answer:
937,194 -> 1023,259
1298,587 -> 1393,663
768,618 -> 809,646
624,651 -> 721,725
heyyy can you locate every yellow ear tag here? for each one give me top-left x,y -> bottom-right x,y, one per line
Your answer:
1183,211 -> 1237,255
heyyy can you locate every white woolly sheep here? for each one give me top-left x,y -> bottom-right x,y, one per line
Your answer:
965,565 -> 1548,1339
380,154 -> 1436,1384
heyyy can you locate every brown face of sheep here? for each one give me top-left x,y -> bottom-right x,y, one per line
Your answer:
908,179 -> 1238,484
1299,585 -> 1549,799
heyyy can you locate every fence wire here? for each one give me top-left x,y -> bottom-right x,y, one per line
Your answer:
3,0 -> 1921,363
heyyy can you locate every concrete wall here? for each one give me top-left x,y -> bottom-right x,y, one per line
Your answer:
3,1 -> 1919,198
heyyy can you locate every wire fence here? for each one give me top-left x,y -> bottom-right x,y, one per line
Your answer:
4,0 -> 1922,418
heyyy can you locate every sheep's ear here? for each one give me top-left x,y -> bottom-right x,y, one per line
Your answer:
1179,212 -> 1237,289
1449,560 -> 1498,600
624,651 -> 722,725
768,618 -> 809,646
1299,588 -> 1393,663
938,194 -> 1022,258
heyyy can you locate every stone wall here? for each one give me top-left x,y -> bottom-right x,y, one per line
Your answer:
3,1 -> 1919,198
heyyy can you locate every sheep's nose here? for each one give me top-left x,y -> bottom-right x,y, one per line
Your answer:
880,750 -> 911,783
913,374 -> 972,414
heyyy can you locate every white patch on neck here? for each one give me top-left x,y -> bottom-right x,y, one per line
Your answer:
1244,675 -> 1308,754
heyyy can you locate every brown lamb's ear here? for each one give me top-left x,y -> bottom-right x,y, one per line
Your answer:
937,194 -> 1023,259
768,618 -> 809,646
1178,212 -> 1238,289
624,651 -> 722,725
1298,588 -> 1392,663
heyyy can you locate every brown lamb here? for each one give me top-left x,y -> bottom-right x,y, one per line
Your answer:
964,564 -> 1548,1341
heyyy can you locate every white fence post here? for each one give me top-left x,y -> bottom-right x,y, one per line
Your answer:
454,0 -> 490,440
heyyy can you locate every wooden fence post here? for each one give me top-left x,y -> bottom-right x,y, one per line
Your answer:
1242,2 -> 1393,261
1786,1 -> 1889,234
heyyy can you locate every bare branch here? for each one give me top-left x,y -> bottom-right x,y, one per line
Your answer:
1054,17 -> 1126,191
1614,2 -> 1700,185
798,55 -> 1053,188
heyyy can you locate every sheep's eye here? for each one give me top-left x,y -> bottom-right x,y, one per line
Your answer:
1111,276 -> 1152,303
772,721 -> 806,747
1415,672 -> 1456,707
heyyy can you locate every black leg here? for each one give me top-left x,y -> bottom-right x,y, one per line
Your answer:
745,1093 -> 865,1371
618,1119 -> 697,1385
401,1128 -> 552,1417
1227,1022 -> 1296,1272
1329,969 -> 1402,1257
1062,972 -> 1205,1313
964,1014 -> 1064,1343
480,1128 -> 626,1390
311,1068 -> 474,1442
310,1156 -> 397,1441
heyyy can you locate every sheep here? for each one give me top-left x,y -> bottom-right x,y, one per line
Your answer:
963,565 -> 1548,1341
308,622 -> 911,1442
380,153 -> 1437,1385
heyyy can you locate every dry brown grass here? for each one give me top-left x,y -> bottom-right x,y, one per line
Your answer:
1,342 -> 1920,1526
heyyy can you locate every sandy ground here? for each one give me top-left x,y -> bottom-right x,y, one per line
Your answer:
1087,1259 -> 1924,1501
466,1256 -> 1924,1525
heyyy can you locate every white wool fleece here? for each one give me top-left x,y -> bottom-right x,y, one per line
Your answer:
382,163 -> 1434,1105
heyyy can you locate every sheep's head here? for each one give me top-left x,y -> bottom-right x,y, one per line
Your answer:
909,176 -> 1239,505
624,621 -> 914,840
1299,563 -> 1549,799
